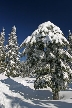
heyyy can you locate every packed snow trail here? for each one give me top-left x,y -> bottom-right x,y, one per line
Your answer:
0,74 -> 72,108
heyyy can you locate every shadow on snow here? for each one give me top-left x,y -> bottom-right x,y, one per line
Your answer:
0,77 -> 72,108
3,93 -> 46,108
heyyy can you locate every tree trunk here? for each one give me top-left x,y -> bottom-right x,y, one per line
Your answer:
53,91 -> 59,100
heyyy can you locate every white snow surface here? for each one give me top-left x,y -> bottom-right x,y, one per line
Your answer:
0,73 -> 72,108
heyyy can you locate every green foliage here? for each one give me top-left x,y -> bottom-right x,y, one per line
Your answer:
6,71 -> 20,77
26,34 -> 72,99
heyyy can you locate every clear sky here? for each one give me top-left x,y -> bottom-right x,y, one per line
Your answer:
0,0 -> 72,45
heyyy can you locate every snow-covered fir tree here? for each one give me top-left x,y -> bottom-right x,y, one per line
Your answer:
20,36 -> 37,77
0,28 -> 5,73
5,26 -> 21,77
20,61 -> 28,77
20,60 -> 34,77
21,21 -> 72,100
67,30 -> 72,55
67,30 -> 72,71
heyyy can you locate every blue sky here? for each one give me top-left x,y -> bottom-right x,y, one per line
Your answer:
0,0 -> 72,61
0,0 -> 72,45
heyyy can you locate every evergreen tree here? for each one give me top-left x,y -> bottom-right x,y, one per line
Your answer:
20,61 -> 28,77
67,30 -> 72,66
0,28 -> 5,73
67,30 -> 72,79
5,26 -> 21,77
21,21 -> 72,100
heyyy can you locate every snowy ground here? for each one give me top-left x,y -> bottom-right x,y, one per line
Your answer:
0,74 -> 72,108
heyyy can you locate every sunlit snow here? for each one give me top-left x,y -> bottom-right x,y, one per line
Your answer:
21,21 -> 69,53
0,73 -> 72,108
